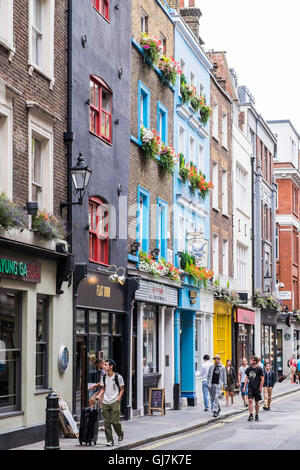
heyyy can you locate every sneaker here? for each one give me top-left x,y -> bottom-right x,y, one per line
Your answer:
106,441 -> 114,447
255,415 -> 259,421
204,408 -> 209,412
213,412 -> 218,417
267,407 -> 271,411
263,406 -> 268,410
118,433 -> 124,444
248,414 -> 254,421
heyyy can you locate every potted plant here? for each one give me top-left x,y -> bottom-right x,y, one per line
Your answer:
180,251 -> 196,271
184,262 -> 214,288
180,74 -> 195,105
200,104 -> 211,124
0,192 -> 28,231
32,210 -> 66,241
140,33 -> 163,65
140,126 -> 161,160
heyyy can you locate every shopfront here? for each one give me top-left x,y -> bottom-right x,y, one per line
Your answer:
234,307 -> 255,368
261,309 -> 277,371
0,245 -> 73,449
130,274 -> 178,417
75,271 -> 126,417
213,300 -> 232,367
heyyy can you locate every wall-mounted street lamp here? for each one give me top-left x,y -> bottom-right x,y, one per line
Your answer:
97,264 -> 126,286
60,152 -> 92,214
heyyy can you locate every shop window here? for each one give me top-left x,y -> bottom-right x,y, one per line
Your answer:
36,295 -> 48,389
89,197 -> 109,265
0,290 -> 21,413
143,308 -> 158,374
29,0 -> 55,80
89,75 -> 112,144
92,0 -> 109,21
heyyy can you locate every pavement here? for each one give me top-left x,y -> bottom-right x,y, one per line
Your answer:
14,380 -> 300,450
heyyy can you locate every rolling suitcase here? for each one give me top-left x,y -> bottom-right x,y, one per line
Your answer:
79,406 -> 99,445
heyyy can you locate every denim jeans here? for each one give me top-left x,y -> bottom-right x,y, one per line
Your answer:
202,379 -> 213,410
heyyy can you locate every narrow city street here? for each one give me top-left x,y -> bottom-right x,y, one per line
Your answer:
134,390 -> 300,450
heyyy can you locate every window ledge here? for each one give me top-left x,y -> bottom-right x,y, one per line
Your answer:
0,411 -> 24,420
89,130 -> 112,146
28,63 -> 55,90
34,389 -> 50,396
92,6 -> 110,23
212,206 -> 220,213
222,144 -> 228,151
222,212 -> 230,219
212,135 -> 219,143
0,38 -> 15,61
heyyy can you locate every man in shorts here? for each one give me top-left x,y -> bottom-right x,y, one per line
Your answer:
243,356 -> 264,422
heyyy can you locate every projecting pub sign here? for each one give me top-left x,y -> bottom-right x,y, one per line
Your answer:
0,256 -> 41,283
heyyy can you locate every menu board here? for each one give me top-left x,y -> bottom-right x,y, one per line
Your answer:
148,388 -> 165,416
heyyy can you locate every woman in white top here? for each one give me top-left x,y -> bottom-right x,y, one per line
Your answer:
238,357 -> 249,407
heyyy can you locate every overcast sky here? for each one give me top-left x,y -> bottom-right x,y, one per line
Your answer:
197,0 -> 300,134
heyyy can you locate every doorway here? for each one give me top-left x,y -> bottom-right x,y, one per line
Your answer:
75,336 -> 87,418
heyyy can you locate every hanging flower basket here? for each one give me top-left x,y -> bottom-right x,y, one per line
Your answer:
140,33 -> 163,65
32,211 -> 66,241
178,154 -> 189,183
157,56 -> 182,86
0,192 -> 28,231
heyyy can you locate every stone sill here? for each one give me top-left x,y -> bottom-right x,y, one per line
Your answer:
0,227 -> 67,252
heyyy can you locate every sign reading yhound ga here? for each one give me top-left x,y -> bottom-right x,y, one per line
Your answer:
0,256 -> 41,283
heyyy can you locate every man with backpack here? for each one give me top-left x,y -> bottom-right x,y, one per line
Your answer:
98,359 -> 125,447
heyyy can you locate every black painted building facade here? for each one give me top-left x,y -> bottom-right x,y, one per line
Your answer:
66,0 -> 132,417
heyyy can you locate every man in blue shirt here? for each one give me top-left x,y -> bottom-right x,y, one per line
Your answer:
262,361 -> 276,411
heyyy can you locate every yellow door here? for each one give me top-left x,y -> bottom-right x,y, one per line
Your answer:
213,301 -> 232,366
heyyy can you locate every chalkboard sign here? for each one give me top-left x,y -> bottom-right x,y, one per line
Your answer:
148,388 -> 165,416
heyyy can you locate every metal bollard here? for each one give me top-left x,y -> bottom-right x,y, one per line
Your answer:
44,387 -> 60,450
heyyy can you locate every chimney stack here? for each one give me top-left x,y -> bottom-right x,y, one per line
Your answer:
169,1 -> 203,44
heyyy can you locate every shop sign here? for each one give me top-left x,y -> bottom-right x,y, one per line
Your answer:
135,279 -> 178,306
189,290 -> 198,305
0,255 -> 41,283
279,291 -> 291,300
77,272 -> 126,312
186,231 -> 208,268
236,308 -> 255,325
96,285 -> 111,298
284,333 -> 291,341
58,345 -> 70,374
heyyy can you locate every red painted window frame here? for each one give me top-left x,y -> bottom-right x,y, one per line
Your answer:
92,0 -> 110,22
89,75 -> 112,144
89,197 -> 109,265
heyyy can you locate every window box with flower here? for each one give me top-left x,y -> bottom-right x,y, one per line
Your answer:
157,56 -> 182,86
158,144 -> 178,175
32,211 -> 66,241
138,250 -> 181,284
140,33 -> 163,65
0,192 -> 28,231
140,126 -> 161,161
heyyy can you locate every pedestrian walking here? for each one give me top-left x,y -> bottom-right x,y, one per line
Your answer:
289,354 -> 297,383
243,356 -> 264,422
262,361 -> 276,411
296,355 -> 300,384
88,358 -> 106,407
238,357 -> 249,408
200,354 -> 213,412
207,355 -> 227,417
98,359 -> 125,447
225,359 -> 238,405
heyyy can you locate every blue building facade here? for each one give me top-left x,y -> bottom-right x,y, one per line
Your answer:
170,8 -> 213,406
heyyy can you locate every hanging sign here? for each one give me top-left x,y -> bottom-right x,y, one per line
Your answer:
186,232 -> 208,268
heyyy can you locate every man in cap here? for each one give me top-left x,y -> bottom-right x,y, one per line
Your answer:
207,355 -> 227,417
98,359 -> 125,447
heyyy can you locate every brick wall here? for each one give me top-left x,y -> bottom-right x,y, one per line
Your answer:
209,76 -> 233,279
129,1 -> 174,255
0,2 -> 67,220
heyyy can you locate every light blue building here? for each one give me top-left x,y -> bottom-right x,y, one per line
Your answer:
169,8 -> 213,407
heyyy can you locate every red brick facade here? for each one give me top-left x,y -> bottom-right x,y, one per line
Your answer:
0,2 -> 67,220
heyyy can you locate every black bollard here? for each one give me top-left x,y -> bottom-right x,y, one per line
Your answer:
44,388 -> 60,450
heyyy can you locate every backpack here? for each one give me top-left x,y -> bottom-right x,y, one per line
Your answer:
103,372 -> 120,392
